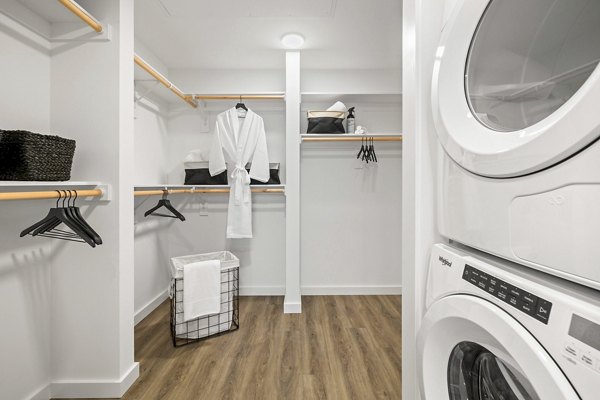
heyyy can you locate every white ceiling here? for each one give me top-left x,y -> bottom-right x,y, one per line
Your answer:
135,0 -> 402,70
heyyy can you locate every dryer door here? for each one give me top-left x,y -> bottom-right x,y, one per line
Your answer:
417,295 -> 579,400
433,0 -> 600,178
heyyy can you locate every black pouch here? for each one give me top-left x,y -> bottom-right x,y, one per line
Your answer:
246,163 -> 281,185
184,162 -> 227,185
307,111 -> 346,134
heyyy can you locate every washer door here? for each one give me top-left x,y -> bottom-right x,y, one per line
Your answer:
433,0 -> 600,178
417,296 -> 579,400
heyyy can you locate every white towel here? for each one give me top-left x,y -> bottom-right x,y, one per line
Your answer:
327,101 -> 347,112
183,260 -> 221,321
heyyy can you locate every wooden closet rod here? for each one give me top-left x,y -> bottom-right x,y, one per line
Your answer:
58,0 -> 103,33
303,136 -> 403,142
134,54 -> 198,108
135,188 -> 284,197
0,189 -> 103,202
193,94 -> 285,101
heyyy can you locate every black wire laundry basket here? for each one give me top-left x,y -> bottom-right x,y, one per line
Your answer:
169,252 -> 240,348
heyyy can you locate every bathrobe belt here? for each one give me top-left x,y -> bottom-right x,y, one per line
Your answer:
231,165 -> 251,205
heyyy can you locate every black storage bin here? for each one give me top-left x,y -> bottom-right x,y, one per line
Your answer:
307,110 -> 346,134
0,130 -> 76,181
184,161 -> 228,185
184,169 -> 228,185
246,162 -> 281,185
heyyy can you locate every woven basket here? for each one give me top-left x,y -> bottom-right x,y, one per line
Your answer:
0,130 -> 76,181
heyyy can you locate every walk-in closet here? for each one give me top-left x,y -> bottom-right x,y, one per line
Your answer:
1,1 -> 401,399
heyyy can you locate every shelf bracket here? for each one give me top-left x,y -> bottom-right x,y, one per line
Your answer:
134,81 -> 161,105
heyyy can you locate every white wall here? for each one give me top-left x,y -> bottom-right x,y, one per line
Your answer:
300,72 -> 402,295
132,49 -> 288,323
301,69 -> 402,94
0,9 -> 53,400
171,68 -> 285,94
300,141 -> 402,294
140,66 -> 403,297
1,1 -> 137,399
49,0 -> 136,395
133,57 -> 173,321
402,1 -> 446,399
166,101 -> 287,295
131,59 -> 286,314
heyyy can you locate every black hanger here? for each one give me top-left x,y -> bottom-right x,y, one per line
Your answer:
31,190 -> 76,238
357,135 -> 366,161
370,137 -> 378,163
363,135 -> 371,163
235,95 -> 248,111
20,190 -> 64,237
36,190 -> 77,236
30,190 -> 99,246
144,190 -> 186,221
65,190 -> 103,245
20,190 -> 97,247
30,190 -> 97,246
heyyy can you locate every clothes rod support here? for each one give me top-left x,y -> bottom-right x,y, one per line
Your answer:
302,136 -> 403,142
0,189 -> 104,202
58,0 -> 103,33
134,54 -> 198,108
193,95 -> 285,101
134,188 -> 285,197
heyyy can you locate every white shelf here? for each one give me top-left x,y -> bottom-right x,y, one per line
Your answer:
12,1 -> 80,24
300,92 -> 402,104
5,1 -> 111,43
135,184 -> 286,191
301,91 -> 402,96
301,133 -> 402,139
0,181 -> 103,188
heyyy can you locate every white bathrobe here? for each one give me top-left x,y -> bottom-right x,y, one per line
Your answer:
209,108 -> 270,238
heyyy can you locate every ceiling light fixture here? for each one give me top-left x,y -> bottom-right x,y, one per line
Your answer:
281,33 -> 305,49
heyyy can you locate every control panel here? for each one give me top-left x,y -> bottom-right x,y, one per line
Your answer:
462,265 -> 552,324
564,314 -> 600,373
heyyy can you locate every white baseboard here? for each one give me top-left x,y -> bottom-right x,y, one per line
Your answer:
284,299 -> 302,314
50,362 -> 139,399
301,285 -> 402,295
30,383 -> 51,400
134,288 -> 170,325
239,285 -> 285,296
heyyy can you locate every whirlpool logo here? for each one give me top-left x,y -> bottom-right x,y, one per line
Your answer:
439,256 -> 452,268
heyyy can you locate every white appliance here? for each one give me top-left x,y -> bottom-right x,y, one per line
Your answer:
418,244 -> 600,400
433,0 -> 600,289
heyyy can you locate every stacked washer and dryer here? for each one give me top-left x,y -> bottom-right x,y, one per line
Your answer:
418,0 -> 600,398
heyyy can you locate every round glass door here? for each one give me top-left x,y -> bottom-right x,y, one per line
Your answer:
448,342 -> 539,400
432,0 -> 600,177
466,0 -> 600,132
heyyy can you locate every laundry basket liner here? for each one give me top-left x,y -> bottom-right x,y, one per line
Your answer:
169,251 -> 239,279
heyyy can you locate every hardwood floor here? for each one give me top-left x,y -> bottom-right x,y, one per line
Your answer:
124,295 -> 401,400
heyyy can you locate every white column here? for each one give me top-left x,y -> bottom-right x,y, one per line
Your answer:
49,0 -> 138,397
402,0 -> 446,399
118,0 -> 137,384
284,51 -> 302,313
